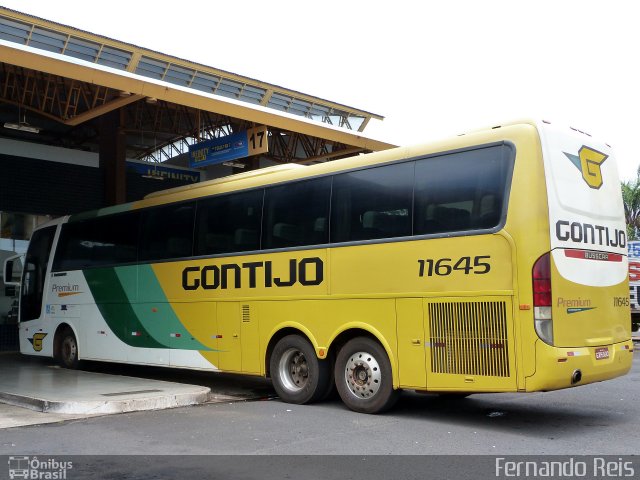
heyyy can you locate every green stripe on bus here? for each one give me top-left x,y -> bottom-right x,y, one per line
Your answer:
132,265 -> 210,351
83,267 -> 165,349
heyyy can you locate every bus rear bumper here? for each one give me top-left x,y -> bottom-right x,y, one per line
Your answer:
525,339 -> 634,392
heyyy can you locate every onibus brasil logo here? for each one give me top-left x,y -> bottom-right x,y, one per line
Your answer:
564,145 -> 608,189
8,456 -> 73,479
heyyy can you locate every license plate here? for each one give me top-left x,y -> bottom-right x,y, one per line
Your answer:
595,347 -> 609,360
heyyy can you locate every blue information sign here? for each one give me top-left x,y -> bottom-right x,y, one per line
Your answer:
188,126 -> 268,168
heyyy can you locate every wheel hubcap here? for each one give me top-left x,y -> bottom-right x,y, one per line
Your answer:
278,348 -> 309,392
344,351 -> 381,399
62,337 -> 76,364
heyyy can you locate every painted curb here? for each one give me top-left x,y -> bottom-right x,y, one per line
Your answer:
0,387 -> 210,415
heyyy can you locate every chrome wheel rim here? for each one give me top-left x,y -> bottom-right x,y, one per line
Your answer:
277,347 -> 309,392
344,351 -> 381,399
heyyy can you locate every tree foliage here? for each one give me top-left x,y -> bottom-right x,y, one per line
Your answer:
622,170 -> 640,241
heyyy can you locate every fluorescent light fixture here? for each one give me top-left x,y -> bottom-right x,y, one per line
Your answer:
4,122 -> 40,134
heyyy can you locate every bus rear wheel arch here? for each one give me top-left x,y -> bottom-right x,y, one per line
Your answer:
334,336 -> 399,414
269,334 -> 331,405
54,325 -> 79,370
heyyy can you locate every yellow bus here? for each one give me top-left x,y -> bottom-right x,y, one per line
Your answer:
4,120 -> 634,413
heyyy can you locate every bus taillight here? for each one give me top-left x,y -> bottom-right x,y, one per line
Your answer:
533,252 -> 553,345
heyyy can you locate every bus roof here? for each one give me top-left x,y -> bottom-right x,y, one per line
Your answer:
137,121 -> 542,209
144,163 -> 307,200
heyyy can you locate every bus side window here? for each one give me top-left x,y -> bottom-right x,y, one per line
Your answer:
262,177 -> 331,250
310,217 -> 328,245
139,203 -> 195,262
195,190 -> 263,256
435,206 -> 470,231
331,162 -> 413,243
234,228 -> 259,251
53,213 -> 139,271
475,194 -> 500,228
203,233 -> 232,253
272,223 -> 302,246
414,145 -> 510,235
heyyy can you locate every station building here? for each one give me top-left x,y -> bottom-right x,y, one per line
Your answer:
0,7 -> 395,349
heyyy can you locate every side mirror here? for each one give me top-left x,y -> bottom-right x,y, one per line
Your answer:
3,255 -> 23,287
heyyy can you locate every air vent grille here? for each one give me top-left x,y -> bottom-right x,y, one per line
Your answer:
429,301 -> 509,377
242,304 -> 251,323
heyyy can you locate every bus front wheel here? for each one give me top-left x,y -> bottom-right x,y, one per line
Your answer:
335,337 -> 399,414
270,335 -> 330,405
57,328 -> 79,369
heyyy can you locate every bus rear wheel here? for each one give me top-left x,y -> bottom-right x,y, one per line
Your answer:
270,335 -> 330,405
57,328 -> 79,369
335,337 -> 399,414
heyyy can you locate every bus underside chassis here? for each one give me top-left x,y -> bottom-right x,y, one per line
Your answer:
270,335 -> 399,414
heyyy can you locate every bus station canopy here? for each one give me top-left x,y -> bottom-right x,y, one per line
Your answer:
0,7 -> 395,168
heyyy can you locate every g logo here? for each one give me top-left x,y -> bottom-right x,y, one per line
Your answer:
579,146 -> 608,189
28,333 -> 47,352
564,146 -> 608,189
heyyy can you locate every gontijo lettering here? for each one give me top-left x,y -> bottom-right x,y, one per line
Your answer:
182,257 -> 324,290
556,220 -> 626,248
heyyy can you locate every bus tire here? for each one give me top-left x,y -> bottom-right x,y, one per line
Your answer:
270,335 -> 330,405
58,328 -> 79,369
335,337 -> 399,414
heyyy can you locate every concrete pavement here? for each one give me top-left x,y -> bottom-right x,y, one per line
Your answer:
0,353 -> 216,426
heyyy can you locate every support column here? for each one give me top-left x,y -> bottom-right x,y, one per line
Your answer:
100,109 -> 126,206
246,156 -> 261,171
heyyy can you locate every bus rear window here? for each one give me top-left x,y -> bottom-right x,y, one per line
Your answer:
331,162 -> 413,242
413,144 -> 512,235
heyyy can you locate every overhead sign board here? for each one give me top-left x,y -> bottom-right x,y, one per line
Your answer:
126,161 -> 201,183
188,126 -> 268,168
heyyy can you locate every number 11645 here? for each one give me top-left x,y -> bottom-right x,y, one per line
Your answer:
418,256 -> 491,277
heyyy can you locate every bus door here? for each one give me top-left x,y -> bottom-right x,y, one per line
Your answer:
20,226 -> 57,323
18,226 -> 57,354
217,302 -> 243,372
